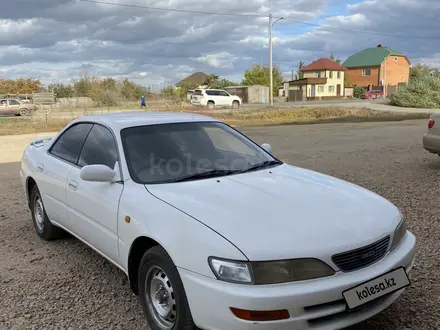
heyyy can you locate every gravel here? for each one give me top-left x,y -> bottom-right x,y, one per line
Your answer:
1,118 -> 439,330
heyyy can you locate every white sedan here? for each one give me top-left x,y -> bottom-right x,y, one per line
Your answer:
20,111 -> 416,330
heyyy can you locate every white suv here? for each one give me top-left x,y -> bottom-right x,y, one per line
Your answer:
191,89 -> 242,109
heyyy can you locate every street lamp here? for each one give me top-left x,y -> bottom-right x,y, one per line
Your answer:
269,14 -> 284,107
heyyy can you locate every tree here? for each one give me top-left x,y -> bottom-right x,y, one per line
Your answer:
203,74 -> 236,89
409,63 -> 435,81
0,77 -> 43,94
329,54 -> 341,64
47,83 -> 75,98
242,64 -> 284,94
161,85 -> 177,97
203,74 -> 220,86
296,61 -> 305,80
344,74 -> 353,87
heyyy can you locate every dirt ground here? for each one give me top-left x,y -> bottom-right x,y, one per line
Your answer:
1,119 -> 439,329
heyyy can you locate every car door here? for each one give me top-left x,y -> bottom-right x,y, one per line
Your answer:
41,123 -> 94,227
65,124 -> 123,263
219,90 -> 231,106
0,99 -> 8,115
7,99 -> 21,115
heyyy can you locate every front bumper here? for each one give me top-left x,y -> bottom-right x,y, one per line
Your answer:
180,231 -> 416,330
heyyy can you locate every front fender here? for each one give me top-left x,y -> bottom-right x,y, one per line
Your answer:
118,181 -> 247,279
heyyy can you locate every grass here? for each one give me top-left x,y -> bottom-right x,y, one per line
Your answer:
54,99 -> 198,113
0,107 -> 431,136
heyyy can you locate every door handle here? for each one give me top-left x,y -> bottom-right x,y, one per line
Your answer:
68,180 -> 78,191
37,164 -> 44,172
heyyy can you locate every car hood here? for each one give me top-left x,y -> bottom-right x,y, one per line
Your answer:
146,164 -> 401,261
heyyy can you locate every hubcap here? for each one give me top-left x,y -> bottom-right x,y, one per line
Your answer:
145,266 -> 177,330
34,196 -> 44,232
20,109 -> 28,116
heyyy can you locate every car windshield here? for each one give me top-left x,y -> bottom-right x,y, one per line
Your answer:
120,121 -> 281,184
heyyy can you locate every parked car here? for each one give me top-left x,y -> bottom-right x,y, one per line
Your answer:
422,114 -> 440,156
190,88 -> 242,109
0,98 -> 37,116
361,90 -> 384,99
20,112 -> 415,330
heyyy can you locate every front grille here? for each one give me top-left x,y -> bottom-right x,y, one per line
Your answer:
332,235 -> 390,272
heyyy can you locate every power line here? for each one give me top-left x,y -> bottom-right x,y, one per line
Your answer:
79,0 -> 440,40
79,0 -> 266,17
282,18 -> 440,39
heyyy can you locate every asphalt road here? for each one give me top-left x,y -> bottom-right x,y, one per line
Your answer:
0,119 -> 439,329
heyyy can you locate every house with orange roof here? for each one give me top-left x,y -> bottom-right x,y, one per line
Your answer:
288,58 -> 347,101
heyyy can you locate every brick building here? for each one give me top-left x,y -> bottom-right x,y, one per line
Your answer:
342,45 -> 411,95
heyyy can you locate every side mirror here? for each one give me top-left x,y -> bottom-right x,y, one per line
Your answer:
261,143 -> 272,153
80,164 -> 116,182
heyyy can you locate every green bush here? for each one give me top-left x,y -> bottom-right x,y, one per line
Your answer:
390,75 -> 440,108
353,86 -> 366,98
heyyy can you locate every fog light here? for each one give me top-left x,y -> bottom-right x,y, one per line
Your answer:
230,307 -> 290,321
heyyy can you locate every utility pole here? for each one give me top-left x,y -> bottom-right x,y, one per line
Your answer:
269,13 -> 273,107
268,14 -> 283,107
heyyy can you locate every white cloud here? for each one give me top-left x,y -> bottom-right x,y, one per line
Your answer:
0,0 -> 439,90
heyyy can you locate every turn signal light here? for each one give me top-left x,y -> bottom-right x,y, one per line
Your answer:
428,119 -> 435,129
230,307 -> 290,321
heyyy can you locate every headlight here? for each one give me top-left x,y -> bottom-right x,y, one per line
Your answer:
208,257 -> 253,284
251,258 -> 335,284
208,257 -> 335,285
390,217 -> 407,251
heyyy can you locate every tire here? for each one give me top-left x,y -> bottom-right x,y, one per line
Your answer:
207,101 -> 215,110
29,185 -> 65,240
19,108 -> 28,116
232,101 -> 240,109
138,245 -> 196,330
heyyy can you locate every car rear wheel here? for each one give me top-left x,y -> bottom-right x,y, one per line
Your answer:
138,245 -> 196,330
19,108 -> 29,116
30,185 -> 65,240
207,101 -> 215,110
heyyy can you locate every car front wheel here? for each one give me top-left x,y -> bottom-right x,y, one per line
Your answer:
19,108 -> 29,116
30,185 -> 65,240
138,245 -> 196,330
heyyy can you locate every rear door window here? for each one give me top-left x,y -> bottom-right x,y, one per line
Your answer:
49,123 -> 94,164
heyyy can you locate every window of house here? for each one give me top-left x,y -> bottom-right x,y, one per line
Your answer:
329,71 -> 333,78
316,72 -> 321,78
318,85 -> 324,93
328,86 -> 335,93
362,68 -> 371,76
337,71 -> 341,79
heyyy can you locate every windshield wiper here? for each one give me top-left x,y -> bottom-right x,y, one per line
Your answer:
239,160 -> 283,174
172,169 -> 239,182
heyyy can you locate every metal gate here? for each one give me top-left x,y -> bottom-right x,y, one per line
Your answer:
288,89 -> 303,102
387,85 -> 397,97
227,87 -> 248,103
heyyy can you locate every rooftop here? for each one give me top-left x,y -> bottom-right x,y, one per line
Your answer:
75,111 -> 217,131
175,72 -> 209,87
342,45 -> 405,68
300,58 -> 346,72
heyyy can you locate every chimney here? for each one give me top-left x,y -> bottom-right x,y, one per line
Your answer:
377,44 -> 382,47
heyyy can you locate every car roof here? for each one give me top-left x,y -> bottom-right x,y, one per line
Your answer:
74,111 -> 218,131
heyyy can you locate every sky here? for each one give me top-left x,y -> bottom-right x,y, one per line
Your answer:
1,0 -> 439,90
